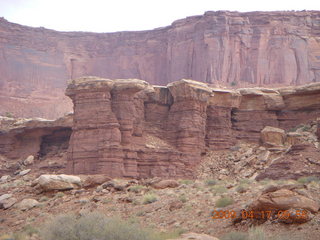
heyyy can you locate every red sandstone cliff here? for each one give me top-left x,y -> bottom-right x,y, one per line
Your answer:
1,78 -> 319,178
0,11 -> 320,118
64,77 -> 320,178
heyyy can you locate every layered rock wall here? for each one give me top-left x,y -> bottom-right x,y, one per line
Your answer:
66,77 -> 320,178
1,11 -> 320,118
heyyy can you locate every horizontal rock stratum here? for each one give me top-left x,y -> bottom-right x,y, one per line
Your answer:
65,77 -> 320,178
0,11 -> 320,118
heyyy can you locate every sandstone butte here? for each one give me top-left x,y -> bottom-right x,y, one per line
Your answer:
0,11 -> 320,119
1,77 -> 320,178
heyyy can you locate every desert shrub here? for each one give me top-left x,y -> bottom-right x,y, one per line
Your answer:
10,225 -> 39,240
39,196 -> 49,202
210,185 -> 228,195
301,125 -> 311,131
205,179 -> 218,186
41,212 -> 161,240
259,178 -> 271,185
179,194 -> 187,203
297,176 -> 320,184
128,185 -> 145,193
230,81 -> 237,87
239,178 -> 252,185
215,196 -> 234,208
178,179 -> 193,185
5,112 -> 13,118
235,184 -> 248,193
142,193 -> 158,204
221,231 -> 248,240
54,192 -> 64,198
248,227 -> 267,240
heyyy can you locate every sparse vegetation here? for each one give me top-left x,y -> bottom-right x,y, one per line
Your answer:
230,81 -> 237,87
222,227 -> 296,240
5,112 -> 14,118
239,178 -> 252,185
297,176 -> 320,184
215,196 -> 234,208
235,184 -> 248,193
178,179 -> 193,185
142,193 -> 158,204
128,185 -> 145,193
205,179 -> 218,186
179,194 -> 187,203
39,196 -> 49,202
54,192 -> 64,198
210,185 -> 228,195
248,227 -> 267,240
222,231 -> 248,240
40,212 -> 169,240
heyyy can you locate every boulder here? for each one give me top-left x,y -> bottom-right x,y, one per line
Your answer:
151,179 -> 180,189
80,175 -> 111,188
0,194 -> 12,202
16,199 -> 39,211
23,155 -> 34,166
250,188 -> 319,213
19,169 -> 31,176
167,232 -> 219,240
0,175 -> 10,182
278,208 -> 313,224
261,126 -> 286,146
0,194 -> 17,209
35,174 -> 82,191
101,180 -> 127,191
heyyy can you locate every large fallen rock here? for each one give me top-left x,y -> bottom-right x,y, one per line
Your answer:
250,188 -> 319,213
0,194 -> 17,209
34,174 -> 82,191
16,198 -> 39,211
261,126 -> 286,146
79,175 -> 111,188
167,232 -> 219,240
151,179 -> 180,189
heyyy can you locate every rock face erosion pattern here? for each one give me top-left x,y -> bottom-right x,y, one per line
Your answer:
65,77 -> 320,178
0,11 -> 320,118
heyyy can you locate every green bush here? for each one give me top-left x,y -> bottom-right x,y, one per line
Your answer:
210,185 -> 228,195
222,231 -> 248,240
54,192 -> 65,198
205,179 -> 218,186
41,212 -> 163,240
128,185 -> 145,193
215,196 -> 234,208
297,176 -> 320,184
178,179 -> 193,185
235,184 -> 248,193
5,112 -> 14,118
179,194 -> 187,203
142,193 -> 158,204
248,227 -> 267,240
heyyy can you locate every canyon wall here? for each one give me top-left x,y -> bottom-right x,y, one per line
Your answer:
65,77 -> 320,178
0,11 -> 320,118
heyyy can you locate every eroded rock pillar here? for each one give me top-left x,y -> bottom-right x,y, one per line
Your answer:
66,77 -> 123,176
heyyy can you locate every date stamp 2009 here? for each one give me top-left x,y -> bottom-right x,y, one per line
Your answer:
211,209 -> 309,220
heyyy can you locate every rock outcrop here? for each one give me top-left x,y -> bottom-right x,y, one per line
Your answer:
0,114 -> 72,175
1,11 -> 320,118
65,77 -> 320,178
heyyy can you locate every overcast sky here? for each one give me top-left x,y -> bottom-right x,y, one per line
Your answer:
0,0 -> 319,33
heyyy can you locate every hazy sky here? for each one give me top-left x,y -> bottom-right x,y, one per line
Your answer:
0,0 -> 319,32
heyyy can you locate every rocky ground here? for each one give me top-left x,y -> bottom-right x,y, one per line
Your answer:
0,172 -> 320,240
0,119 -> 320,240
